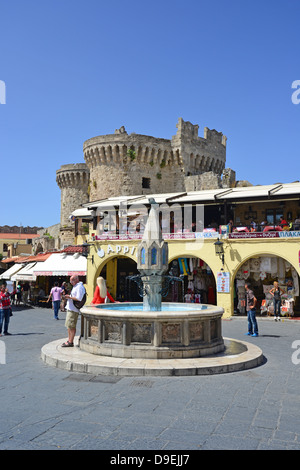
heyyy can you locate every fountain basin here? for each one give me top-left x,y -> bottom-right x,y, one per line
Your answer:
80,303 -> 225,359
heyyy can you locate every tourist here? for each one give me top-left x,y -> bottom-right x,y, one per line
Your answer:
16,283 -> 22,305
62,275 -> 86,347
269,281 -> 284,321
0,284 -> 12,336
250,219 -> 257,232
91,276 -> 115,304
279,216 -> 288,229
245,283 -> 258,337
22,283 -> 30,305
294,215 -> 300,230
47,282 -> 64,320
60,282 -> 68,312
259,219 -> 268,231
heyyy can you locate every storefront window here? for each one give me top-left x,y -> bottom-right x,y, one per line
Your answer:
266,208 -> 283,225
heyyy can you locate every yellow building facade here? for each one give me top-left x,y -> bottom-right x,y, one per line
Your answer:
80,235 -> 300,318
74,182 -> 300,318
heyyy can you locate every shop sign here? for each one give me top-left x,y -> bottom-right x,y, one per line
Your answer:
97,245 -> 136,258
96,232 -> 219,241
279,231 -> 300,238
230,230 -> 300,239
195,232 -> 219,239
217,271 -> 230,293
229,232 -> 279,239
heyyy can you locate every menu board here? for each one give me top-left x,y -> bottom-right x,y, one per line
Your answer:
217,271 -> 230,293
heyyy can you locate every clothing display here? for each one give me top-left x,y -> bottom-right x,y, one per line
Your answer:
236,256 -> 299,317
167,257 -> 216,305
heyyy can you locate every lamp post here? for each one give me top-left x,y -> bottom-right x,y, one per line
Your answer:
82,243 -> 93,263
214,238 -> 224,267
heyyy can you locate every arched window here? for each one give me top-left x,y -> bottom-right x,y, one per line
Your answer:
140,247 -> 146,265
151,247 -> 157,265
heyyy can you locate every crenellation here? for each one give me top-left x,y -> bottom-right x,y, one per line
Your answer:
56,163 -> 89,228
57,118 -> 228,227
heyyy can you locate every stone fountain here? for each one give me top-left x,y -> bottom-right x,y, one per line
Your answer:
41,200 -> 263,376
79,200 -> 225,359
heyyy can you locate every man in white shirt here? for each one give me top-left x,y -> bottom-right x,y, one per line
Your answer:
61,275 -> 86,347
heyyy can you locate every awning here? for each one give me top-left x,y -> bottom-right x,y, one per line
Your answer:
11,262 -> 38,281
0,263 -> 24,280
33,253 -> 87,276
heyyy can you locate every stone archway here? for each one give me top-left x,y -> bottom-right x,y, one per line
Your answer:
233,254 -> 299,317
91,253 -> 138,302
166,254 -> 217,305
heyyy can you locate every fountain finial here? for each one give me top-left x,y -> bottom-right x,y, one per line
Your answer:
136,198 -> 169,310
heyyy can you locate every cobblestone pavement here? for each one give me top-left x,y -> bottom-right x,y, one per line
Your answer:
0,305 -> 300,450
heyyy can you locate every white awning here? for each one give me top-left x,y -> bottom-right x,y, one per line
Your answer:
0,263 -> 24,280
74,182 -> 300,214
33,253 -> 87,276
11,262 -> 39,281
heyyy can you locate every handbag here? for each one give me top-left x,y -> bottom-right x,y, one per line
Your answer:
73,290 -> 87,309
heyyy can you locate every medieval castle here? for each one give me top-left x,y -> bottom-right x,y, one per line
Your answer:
34,118 -> 249,252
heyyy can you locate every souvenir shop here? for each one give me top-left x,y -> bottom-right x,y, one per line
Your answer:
165,257 -> 217,305
98,255 -> 217,305
234,255 -> 299,317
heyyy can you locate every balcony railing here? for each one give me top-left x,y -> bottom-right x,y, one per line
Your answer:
92,225 -> 300,241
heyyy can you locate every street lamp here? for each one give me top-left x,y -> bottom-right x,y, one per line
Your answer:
214,238 -> 224,266
82,243 -> 93,263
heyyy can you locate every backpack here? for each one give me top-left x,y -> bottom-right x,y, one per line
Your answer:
73,290 -> 87,309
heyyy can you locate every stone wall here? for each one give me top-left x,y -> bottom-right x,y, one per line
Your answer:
83,118 -> 227,201
56,164 -> 90,227
55,118 -> 230,245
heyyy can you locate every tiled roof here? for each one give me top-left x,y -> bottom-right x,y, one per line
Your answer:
61,245 -> 85,253
2,253 -> 53,264
0,233 -> 39,240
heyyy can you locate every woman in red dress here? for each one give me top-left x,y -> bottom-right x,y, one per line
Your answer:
91,277 -> 115,304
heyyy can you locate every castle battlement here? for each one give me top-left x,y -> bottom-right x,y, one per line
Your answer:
56,163 -> 90,227
81,118 -> 227,201
56,163 -> 89,189
57,118 -> 228,234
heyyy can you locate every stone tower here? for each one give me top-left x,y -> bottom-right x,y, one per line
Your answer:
55,119 -> 228,242
83,118 -> 227,201
56,163 -> 90,244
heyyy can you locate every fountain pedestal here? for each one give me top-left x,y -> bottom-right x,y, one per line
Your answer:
80,199 -> 225,360
80,303 -> 224,359
140,275 -> 163,311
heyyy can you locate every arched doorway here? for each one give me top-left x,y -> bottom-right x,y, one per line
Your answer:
234,255 -> 299,317
98,256 -> 139,302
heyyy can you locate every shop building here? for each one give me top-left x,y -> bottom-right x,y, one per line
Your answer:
0,248 -> 87,307
72,182 -> 300,318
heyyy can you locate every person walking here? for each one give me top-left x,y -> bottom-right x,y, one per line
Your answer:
22,283 -> 30,305
16,283 -> 22,305
60,282 -> 68,312
61,275 -> 86,347
47,282 -> 64,320
245,283 -> 258,337
269,281 -> 284,321
0,284 -> 12,336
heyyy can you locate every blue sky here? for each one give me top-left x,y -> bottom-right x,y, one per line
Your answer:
1,0 -> 300,228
